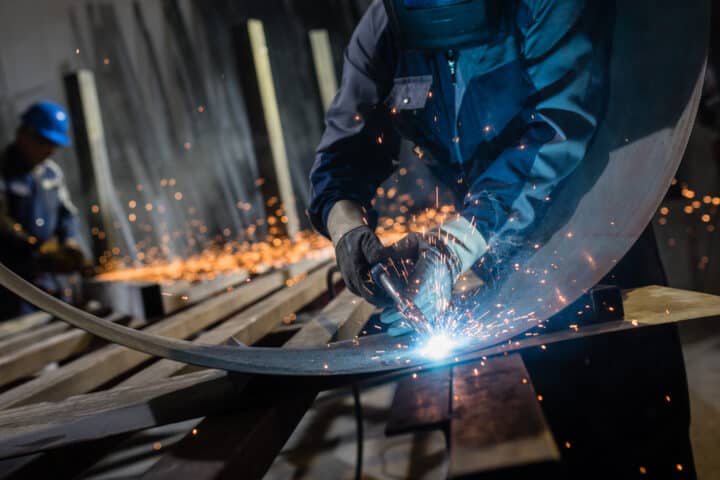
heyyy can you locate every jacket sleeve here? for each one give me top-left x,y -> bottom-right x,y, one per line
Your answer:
308,0 -> 401,237
461,0 -> 606,247
0,186 -> 37,256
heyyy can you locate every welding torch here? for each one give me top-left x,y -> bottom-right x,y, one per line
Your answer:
371,263 -> 433,336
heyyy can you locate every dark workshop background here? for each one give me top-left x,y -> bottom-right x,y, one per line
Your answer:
0,0 -> 719,293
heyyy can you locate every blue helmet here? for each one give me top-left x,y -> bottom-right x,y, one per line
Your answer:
20,101 -> 72,147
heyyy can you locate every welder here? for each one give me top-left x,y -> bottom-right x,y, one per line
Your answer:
0,101 -> 87,320
309,0 -> 666,333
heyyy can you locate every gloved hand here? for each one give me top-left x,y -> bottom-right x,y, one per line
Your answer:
328,200 -> 418,306
380,216 -> 489,336
37,241 -> 87,274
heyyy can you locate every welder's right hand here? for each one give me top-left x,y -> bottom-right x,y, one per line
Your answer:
335,226 -> 418,307
328,200 -> 418,307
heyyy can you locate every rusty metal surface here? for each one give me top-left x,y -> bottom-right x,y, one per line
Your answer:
386,367 -> 452,436
0,0 -> 709,376
449,356 -> 560,477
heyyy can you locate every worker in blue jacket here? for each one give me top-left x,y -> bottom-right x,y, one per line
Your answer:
0,101 -> 87,320
310,0 -> 665,332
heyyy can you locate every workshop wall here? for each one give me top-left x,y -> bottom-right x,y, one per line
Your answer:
0,0 -> 368,262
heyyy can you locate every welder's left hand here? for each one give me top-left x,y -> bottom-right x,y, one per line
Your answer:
380,217 -> 489,337
37,240 -> 88,274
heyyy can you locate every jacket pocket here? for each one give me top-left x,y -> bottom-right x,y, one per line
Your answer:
384,75 -> 433,111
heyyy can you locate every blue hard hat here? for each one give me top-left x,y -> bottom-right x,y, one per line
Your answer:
20,101 -> 71,147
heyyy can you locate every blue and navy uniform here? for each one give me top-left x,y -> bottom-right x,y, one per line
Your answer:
310,0 -> 610,280
0,145 -> 80,317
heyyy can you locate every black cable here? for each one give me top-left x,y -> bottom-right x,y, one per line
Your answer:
326,266 -> 364,480
352,384 -> 364,480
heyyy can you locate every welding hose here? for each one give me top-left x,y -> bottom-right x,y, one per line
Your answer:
327,265 -> 365,480
352,384 -> 364,480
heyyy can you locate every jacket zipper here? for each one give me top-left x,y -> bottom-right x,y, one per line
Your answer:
447,49 -> 463,166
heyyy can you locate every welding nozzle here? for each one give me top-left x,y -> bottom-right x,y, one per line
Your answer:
371,263 -> 431,336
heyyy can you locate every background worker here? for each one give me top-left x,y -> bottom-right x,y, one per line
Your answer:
0,100 -> 87,320
310,0 -> 620,330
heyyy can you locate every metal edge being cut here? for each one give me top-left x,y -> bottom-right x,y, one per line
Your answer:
0,0 -> 708,376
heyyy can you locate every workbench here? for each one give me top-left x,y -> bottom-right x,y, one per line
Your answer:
0,278 -> 717,479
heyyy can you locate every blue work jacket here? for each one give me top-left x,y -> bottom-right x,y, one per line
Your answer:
0,145 -> 80,273
310,0 -> 609,262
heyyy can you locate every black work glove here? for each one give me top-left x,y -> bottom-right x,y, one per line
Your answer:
379,217 -> 489,335
37,243 -> 87,274
335,226 -> 418,307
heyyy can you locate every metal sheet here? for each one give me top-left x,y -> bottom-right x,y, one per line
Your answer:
0,0 -> 708,376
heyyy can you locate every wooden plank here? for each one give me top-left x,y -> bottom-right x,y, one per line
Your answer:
143,290 -> 373,480
235,19 -> 301,237
116,264 -> 332,388
0,314 -> 136,388
84,271 -> 251,321
386,368 -> 452,437
624,285 -> 720,325
64,70 -> 123,258
0,369 -> 232,459
308,29 -> 339,111
160,270 -> 250,315
284,291 -> 372,347
449,355 -> 560,479
0,322 -> 69,356
0,331 -> 92,388
0,313 -> 53,340
0,271 -> 287,409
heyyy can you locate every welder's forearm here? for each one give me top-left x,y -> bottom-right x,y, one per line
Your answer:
309,3 -> 398,239
327,200 -> 367,246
